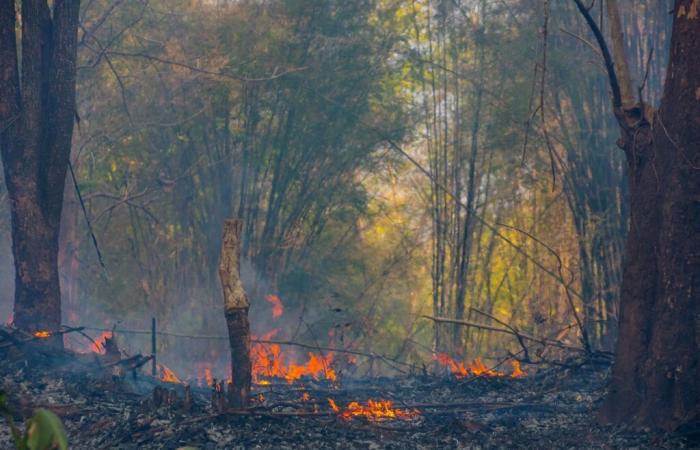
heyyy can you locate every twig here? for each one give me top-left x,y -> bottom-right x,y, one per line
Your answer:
470,308 -> 530,362
69,161 -> 106,269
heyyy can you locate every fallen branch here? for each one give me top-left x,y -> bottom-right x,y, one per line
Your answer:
421,316 -> 585,353
0,326 -> 87,349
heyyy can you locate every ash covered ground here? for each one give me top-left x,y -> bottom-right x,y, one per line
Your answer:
0,353 -> 692,449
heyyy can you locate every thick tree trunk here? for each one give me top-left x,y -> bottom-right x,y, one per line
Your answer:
0,1 -> 80,340
599,0 -> 700,430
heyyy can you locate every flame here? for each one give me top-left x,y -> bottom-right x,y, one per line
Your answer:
435,354 -> 526,378
468,357 -> 504,377
251,329 -> 336,384
90,331 -> 113,353
34,331 -> 51,338
195,363 -> 216,386
285,352 -> 337,383
264,294 -> 284,319
302,392 -> 310,401
511,360 -> 527,378
327,398 -> 420,421
435,353 -> 469,377
158,364 -> 183,384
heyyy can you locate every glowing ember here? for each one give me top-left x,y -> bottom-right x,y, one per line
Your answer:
33,331 -> 51,338
435,354 -> 526,378
328,398 -> 420,421
158,364 -> 183,384
264,294 -> 284,319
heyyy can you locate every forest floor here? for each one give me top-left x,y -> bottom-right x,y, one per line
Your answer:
0,353 -> 695,449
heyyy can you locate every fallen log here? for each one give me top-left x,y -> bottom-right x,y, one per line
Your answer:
219,219 -> 252,408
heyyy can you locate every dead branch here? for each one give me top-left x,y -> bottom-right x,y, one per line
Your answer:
421,316 -> 585,353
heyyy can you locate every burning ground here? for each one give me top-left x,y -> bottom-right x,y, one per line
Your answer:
0,333 -> 691,450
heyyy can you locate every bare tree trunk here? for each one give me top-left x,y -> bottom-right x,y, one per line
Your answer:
219,219 -> 251,409
0,1 -> 80,342
577,0 -> 700,430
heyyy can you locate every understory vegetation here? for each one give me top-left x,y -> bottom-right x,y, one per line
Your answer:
0,0 -> 671,375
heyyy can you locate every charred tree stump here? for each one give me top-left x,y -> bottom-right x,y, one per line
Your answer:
219,219 -> 251,409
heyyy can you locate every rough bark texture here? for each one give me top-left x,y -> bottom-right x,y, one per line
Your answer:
219,219 -> 251,408
0,1 -> 80,341
599,0 -> 700,430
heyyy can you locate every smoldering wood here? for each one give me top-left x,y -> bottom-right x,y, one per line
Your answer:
219,219 -> 252,409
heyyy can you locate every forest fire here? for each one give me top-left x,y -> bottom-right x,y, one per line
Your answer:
328,398 -> 420,421
435,353 -> 526,379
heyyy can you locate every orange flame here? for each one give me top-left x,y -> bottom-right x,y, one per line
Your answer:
33,331 -> 51,338
511,360 -> 527,378
90,331 -> 113,353
264,294 -> 284,319
435,354 -> 526,378
158,364 -> 183,384
251,329 -> 336,384
327,398 -> 420,421
195,363 -> 215,386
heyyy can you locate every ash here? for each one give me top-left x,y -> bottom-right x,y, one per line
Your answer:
0,349 -> 691,450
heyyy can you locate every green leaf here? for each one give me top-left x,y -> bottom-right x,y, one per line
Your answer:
25,409 -> 68,450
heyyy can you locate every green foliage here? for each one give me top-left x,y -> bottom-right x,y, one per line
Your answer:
0,391 -> 68,450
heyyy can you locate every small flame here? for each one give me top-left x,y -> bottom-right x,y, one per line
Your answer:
468,357 -> 504,377
284,352 -> 337,383
511,360 -> 527,378
33,331 -> 51,338
327,398 -> 420,421
159,364 -> 183,384
435,354 -> 526,378
302,392 -> 310,401
90,331 -> 113,353
252,331 -> 337,384
264,294 -> 284,319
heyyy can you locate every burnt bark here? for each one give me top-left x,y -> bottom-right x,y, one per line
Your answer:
0,1 -> 81,340
596,0 -> 700,430
219,219 -> 251,409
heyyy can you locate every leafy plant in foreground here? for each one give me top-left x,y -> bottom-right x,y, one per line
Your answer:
0,391 -> 68,450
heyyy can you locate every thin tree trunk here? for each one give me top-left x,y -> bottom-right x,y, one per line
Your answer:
219,219 -> 251,408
